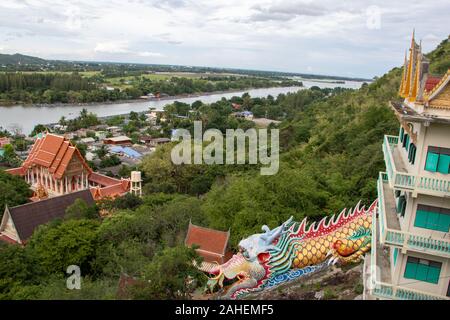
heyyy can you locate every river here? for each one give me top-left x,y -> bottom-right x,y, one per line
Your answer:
0,79 -> 365,135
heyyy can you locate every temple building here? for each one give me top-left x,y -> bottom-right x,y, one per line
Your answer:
0,190 -> 95,245
364,32 -> 450,300
1,133 -> 133,244
5,133 -> 130,201
185,222 -> 233,273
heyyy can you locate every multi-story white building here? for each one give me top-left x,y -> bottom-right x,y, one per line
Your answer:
364,33 -> 450,300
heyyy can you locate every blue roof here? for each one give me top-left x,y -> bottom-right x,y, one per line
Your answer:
110,146 -> 123,153
109,146 -> 142,158
123,147 -> 142,158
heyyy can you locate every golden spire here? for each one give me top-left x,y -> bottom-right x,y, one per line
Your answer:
399,50 -> 408,96
402,29 -> 417,98
409,44 -> 421,102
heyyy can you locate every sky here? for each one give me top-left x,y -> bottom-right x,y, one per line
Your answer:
0,0 -> 449,79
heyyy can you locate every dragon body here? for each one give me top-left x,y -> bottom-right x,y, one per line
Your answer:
206,200 -> 376,299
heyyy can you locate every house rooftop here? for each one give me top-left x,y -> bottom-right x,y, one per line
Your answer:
0,189 -> 95,243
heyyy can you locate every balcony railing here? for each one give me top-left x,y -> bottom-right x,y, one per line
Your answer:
378,172 -> 450,257
368,203 -> 449,300
372,281 -> 449,300
383,135 -> 450,197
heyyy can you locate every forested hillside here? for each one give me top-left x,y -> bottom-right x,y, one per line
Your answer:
0,53 -> 46,66
0,38 -> 448,300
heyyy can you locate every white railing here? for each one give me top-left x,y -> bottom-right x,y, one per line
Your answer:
369,202 -> 449,300
372,281 -> 449,300
378,172 -> 450,257
383,135 -> 450,197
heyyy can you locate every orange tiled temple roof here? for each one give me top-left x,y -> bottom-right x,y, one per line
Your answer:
185,222 -> 232,264
19,133 -> 92,179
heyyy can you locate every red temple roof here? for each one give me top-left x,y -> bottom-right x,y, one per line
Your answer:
185,223 -> 231,264
89,172 -> 124,187
90,183 -> 129,201
4,133 -> 131,202
5,167 -> 25,176
425,76 -> 442,92
0,234 -> 18,245
20,133 -> 92,179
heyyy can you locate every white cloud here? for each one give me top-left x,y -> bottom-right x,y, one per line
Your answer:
94,41 -> 130,54
138,51 -> 164,57
0,0 -> 449,78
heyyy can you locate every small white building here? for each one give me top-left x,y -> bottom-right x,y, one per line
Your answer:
80,137 -> 95,144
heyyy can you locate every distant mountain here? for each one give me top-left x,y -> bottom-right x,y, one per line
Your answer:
0,53 -> 47,66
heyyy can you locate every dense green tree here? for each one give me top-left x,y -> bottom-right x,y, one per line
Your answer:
0,170 -> 32,219
127,246 -> 204,299
65,199 -> 99,220
27,219 -> 99,275
30,124 -> 49,137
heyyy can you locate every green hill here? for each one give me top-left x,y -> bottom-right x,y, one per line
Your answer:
0,53 -> 47,66
202,36 -> 450,245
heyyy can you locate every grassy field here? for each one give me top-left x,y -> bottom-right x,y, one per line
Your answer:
0,70 -> 247,90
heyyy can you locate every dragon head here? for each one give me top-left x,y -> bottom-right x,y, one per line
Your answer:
205,200 -> 376,299
207,216 -> 293,299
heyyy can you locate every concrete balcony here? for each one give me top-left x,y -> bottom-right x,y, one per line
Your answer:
366,202 -> 449,300
377,172 -> 450,257
383,135 -> 450,197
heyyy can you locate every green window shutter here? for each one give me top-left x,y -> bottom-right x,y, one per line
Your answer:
399,127 -> 404,142
437,154 -> 450,174
401,200 -> 407,217
426,211 -> 440,230
397,196 -> 406,214
403,134 -> 408,147
404,261 -> 417,279
437,212 -> 450,232
405,135 -> 410,151
425,152 -> 439,172
414,210 -> 428,228
415,263 -> 429,282
393,248 -> 398,266
427,265 -> 441,284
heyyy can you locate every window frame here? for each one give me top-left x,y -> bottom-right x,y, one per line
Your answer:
404,256 -> 442,284
425,146 -> 450,174
414,204 -> 450,232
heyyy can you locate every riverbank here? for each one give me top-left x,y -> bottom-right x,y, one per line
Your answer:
0,85 -> 303,108
0,82 -> 363,135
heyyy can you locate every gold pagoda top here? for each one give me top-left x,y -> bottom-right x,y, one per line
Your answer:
399,31 -> 450,112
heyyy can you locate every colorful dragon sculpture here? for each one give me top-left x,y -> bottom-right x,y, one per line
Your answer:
205,200 -> 376,299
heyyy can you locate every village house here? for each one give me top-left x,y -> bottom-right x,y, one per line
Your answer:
80,137 -> 96,145
148,137 -> 171,147
75,128 -> 89,138
95,131 -> 107,140
103,136 -> 133,145
139,135 -> 153,145
231,103 -> 242,110
0,137 -> 12,147
233,111 -> 254,120
106,126 -> 122,134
